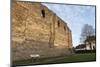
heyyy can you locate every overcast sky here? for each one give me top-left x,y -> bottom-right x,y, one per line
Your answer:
43,3 -> 96,47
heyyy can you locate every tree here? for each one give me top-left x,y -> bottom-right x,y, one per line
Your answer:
80,24 -> 95,43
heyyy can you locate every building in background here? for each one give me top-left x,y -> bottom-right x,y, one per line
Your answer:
75,36 -> 96,50
85,36 -> 96,50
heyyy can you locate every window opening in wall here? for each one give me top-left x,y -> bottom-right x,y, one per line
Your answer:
64,26 -> 66,31
41,9 -> 45,18
58,21 -> 60,27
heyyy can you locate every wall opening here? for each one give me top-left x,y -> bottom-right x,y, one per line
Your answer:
41,9 -> 45,18
64,26 -> 66,31
58,21 -> 60,27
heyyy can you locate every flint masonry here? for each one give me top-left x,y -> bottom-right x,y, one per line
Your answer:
12,1 -> 73,61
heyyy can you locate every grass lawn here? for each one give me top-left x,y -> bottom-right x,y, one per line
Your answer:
45,53 -> 96,64
13,53 -> 96,66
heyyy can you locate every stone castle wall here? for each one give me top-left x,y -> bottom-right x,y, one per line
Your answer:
12,1 -> 73,61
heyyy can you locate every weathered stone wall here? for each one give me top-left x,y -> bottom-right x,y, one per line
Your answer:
12,1 -> 73,61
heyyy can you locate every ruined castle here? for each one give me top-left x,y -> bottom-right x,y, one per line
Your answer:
12,1 -> 73,61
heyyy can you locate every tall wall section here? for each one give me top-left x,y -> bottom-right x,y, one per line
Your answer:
12,1 -> 73,61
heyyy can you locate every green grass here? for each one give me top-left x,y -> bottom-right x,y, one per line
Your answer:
13,53 -> 96,66
46,53 -> 96,64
